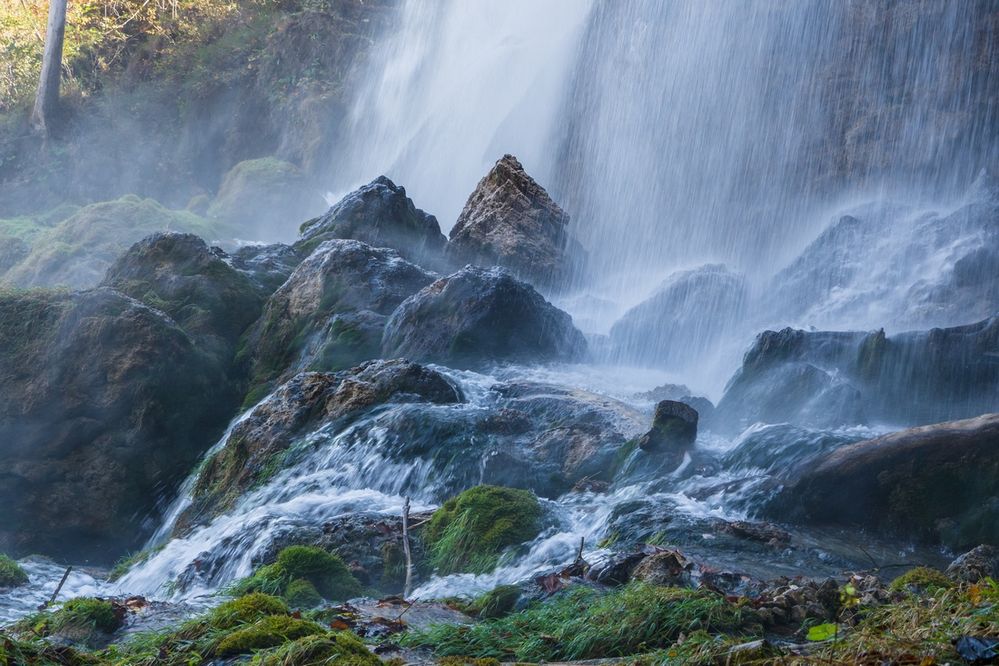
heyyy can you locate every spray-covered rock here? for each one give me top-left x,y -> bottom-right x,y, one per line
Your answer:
245,239 -> 436,394
766,413 -> 999,548
382,265 -> 587,368
297,176 -> 446,269
638,400 -> 699,452
447,154 -> 578,288
0,288 -> 233,561
608,264 -> 748,370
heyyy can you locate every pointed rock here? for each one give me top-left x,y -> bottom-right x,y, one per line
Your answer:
448,155 -> 574,287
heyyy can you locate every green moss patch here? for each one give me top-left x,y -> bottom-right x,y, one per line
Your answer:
0,554 -> 28,588
888,566 -> 955,594
466,585 -> 521,619
230,546 -> 361,607
214,615 -> 325,657
424,485 -> 543,575
250,632 -> 382,666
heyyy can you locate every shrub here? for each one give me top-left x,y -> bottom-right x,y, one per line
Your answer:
0,554 -> 28,588
214,615 -> 325,657
404,582 -> 748,662
424,485 -> 543,575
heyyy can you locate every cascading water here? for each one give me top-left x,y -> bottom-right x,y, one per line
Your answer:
3,0 -> 994,625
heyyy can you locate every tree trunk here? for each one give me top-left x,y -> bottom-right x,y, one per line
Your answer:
30,0 -> 68,136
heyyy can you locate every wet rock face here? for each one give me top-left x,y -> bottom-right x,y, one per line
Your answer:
296,176 -> 446,269
101,232 -> 264,357
382,265 -> 587,368
178,360 -> 463,530
715,315 -> 999,431
766,413 -> 999,548
448,155 -> 575,288
247,239 -> 437,389
946,545 -> 999,583
638,400 -> 698,452
609,264 -> 748,370
231,243 -> 303,295
0,288 -> 233,562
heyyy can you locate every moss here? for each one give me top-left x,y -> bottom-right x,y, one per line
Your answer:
888,566 -> 955,594
207,593 -> 290,630
285,579 -> 323,609
230,546 -> 361,605
214,615 -> 325,657
380,541 -> 406,590
424,485 -> 543,575
20,597 -> 124,646
250,632 -> 382,666
0,632 -> 99,665
0,554 -> 28,588
436,658 -> 501,666
467,585 -> 521,619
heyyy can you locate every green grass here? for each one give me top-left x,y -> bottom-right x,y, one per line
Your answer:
403,582 -> 750,662
888,566 -> 955,594
0,554 -> 28,588
424,485 -> 543,575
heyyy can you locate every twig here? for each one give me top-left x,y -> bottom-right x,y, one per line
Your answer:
39,566 -> 72,610
576,536 -> 585,562
401,496 -> 413,599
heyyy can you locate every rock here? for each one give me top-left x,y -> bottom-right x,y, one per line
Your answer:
0,235 -> 28,275
382,266 -> 587,368
246,239 -> 436,390
586,551 -> 648,586
609,264 -> 748,370
631,549 -> 694,587
0,288 -> 233,561
231,243 -> 303,295
716,521 -> 791,548
296,176 -> 446,269
715,315 -> 999,431
208,157 -> 322,241
178,360 -> 463,529
447,154 -> 576,288
3,196 -> 231,289
638,400 -> 699,452
946,545 -> 999,583
766,413 -> 999,548
101,232 -> 264,362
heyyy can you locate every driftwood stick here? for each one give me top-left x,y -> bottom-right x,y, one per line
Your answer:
576,536 -> 585,562
402,497 -> 413,599
39,566 -> 72,610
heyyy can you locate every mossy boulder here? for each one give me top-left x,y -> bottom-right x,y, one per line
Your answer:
22,597 -> 124,648
214,615 -> 326,657
382,266 -> 587,369
208,593 -> 290,630
245,239 -> 436,391
468,584 -> 522,619
3,196 -> 230,289
230,546 -> 362,606
0,288 -> 233,561
296,175 -> 446,269
181,360 -> 460,526
251,632 -> 382,666
0,554 -> 28,587
208,158 -> 322,241
767,413 -> 999,549
424,485 -> 543,575
102,232 -> 265,363
889,567 -> 955,594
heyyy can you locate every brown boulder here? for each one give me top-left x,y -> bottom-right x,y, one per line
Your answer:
448,154 -> 574,287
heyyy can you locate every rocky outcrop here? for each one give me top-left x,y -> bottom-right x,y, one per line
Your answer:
447,155 -> 576,288
638,400 -> 698,452
608,264 -> 748,370
101,232 -> 264,362
946,545 -> 998,583
179,360 -> 463,528
382,266 -> 587,368
296,177 -> 446,269
230,243 -> 303,295
766,414 -> 999,548
247,239 -> 436,391
208,158 -> 323,241
715,315 -> 999,431
0,288 -> 233,562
